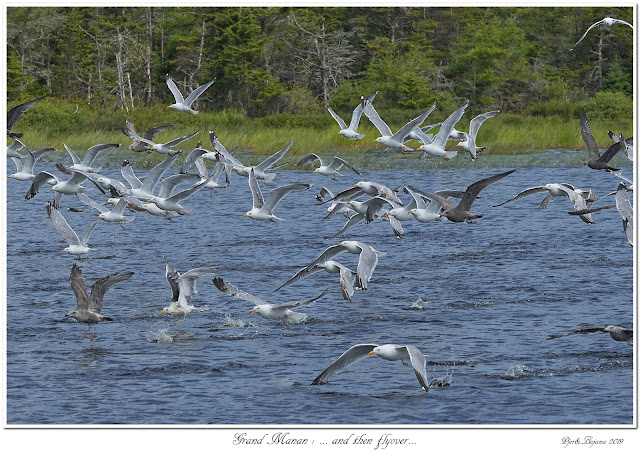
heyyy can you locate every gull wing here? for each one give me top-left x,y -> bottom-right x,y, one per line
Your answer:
419,191 -> 456,211
122,119 -> 156,147
570,19 -> 605,51
163,129 -> 199,148
164,174 -> 212,203
347,98 -> 364,131
580,111 -> 601,160
490,185 -> 546,207
404,186 -> 428,210
275,289 -> 328,309
338,263 -> 356,301
615,183 -> 633,244
611,18 -> 633,28
275,244 -> 347,291
547,327 -> 605,339
22,148 -> 55,173
120,160 -> 143,189
183,78 -> 216,107
433,103 -> 468,149
458,169 -> 515,212
262,183 -> 311,215
325,186 -> 363,204
76,192 -> 109,214
248,169 -> 264,209
82,143 -> 120,166
296,153 -> 322,167
141,152 -> 181,193
64,144 -> 82,165
364,196 -> 397,223
7,96 -> 45,137
157,174 -> 200,199
404,345 -> 429,392
599,140 -> 624,163
176,265 -> 221,306
69,263 -> 90,311
555,184 -> 595,224
413,127 -> 434,146
165,74 -> 184,103
469,110 -> 499,139
363,101 -> 393,137
328,157 -> 362,176
212,277 -> 269,306
79,218 -> 99,246
327,104 -> 348,130
180,148 -> 209,173
328,213 -> 365,239
163,256 -> 180,304
46,203 -> 80,245
256,139 -> 293,172
145,124 -> 174,141
388,215 -> 405,238
88,271 -> 133,314
10,156 -> 23,172
311,344 -> 378,385
391,102 -> 436,142
353,242 -> 381,289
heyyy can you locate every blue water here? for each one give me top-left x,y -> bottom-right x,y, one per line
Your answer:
5,150 -> 634,424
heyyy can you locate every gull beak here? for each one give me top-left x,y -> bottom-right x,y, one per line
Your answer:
49,188 -> 54,191
337,242 -> 343,247
166,106 -> 171,108
145,200 -> 152,203
407,210 -> 413,214
384,212 -> 390,216
96,215 -> 101,218
541,186 -> 547,191
248,309 -> 256,313
61,250 -> 66,253
159,309 -> 167,314
352,184 -> 358,188
368,351 -> 375,356
243,213 -> 248,217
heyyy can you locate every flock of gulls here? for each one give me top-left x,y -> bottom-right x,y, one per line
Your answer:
6,16 -> 634,393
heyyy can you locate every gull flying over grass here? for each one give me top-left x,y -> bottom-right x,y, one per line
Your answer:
63,143 -> 120,172
121,124 -> 199,155
416,103 -> 468,160
457,110 -> 500,160
327,92 -> 377,140
7,95 -> 45,138
166,74 -> 215,114
364,100 -> 436,151
581,111 -> 625,171
121,118 -> 174,152
8,148 -> 55,181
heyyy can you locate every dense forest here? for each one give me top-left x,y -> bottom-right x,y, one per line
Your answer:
7,6 -> 634,122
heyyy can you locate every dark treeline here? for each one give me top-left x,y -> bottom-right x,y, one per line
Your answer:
7,6 -> 633,119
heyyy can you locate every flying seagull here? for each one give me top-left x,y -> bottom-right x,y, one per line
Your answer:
364,100 -> 436,151
327,92 -> 377,140
121,125 -> 199,155
243,168 -> 311,221
46,203 -> 99,257
295,154 -> 362,180
121,118 -> 174,152
570,17 -> 634,51
63,143 -> 120,173
416,103 -> 468,160
160,256 -> 221,316
166,74 -> 216,114
311,343 -> 429,392
7,95 -> 45,138
458,110 -> 500,160
419,169 -> 516,222
65,263 -> 133,341
581,111 -> 624,171
548,325 -> 633,343
212,277 -> 326,329
8,148 -> 56,181
607,131 -> 633,161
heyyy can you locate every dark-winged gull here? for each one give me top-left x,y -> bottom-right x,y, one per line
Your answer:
243,168 -> 311,221
46,203 -> 99,257
581,111 -> 624,171
548,325 -> 633,343
7,95 -> 45,138
276,240 -> 386,292
160,256 -> 221,316
419,169 -> 515,223
311,343 -> 429,392
295,153 -> 362,180
121,118 -> 174,152
327,92 -> 377,140
570,17 -> 633,51
166,74 -> 215,114
65,263 -> 133,341
416,103 -> 468,160
212,277 -> 327,329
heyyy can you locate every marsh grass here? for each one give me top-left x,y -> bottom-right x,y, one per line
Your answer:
9,100 -> 633,169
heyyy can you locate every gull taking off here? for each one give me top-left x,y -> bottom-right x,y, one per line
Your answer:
160,256 -> 221,316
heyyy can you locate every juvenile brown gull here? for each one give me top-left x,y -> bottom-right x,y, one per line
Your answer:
7,95 -> 45,138
311,343 -> 429,392
65,263 -> 133,341
548,325 -> 633,343
581,111 -> 624,171
121,125 -> 199,155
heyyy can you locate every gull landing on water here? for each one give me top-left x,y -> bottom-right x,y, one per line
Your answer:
570,17 -> 633,51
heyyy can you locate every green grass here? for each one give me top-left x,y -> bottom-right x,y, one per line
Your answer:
8,100 -> 633,169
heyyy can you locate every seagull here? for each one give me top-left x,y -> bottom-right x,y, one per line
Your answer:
8,148 -> 55,181
134,173 -> 199,219
607,131 -> 633,161
212,277 -> 326,329
63,143 -> 120,172
65,263 -> 133,341
220,139 -> 293,183
46,202 -> 99,257
331,197 -> 405,238
243,168 -> 311,221
76,192 -> 135,230
325,181 -> 403,206
25,169 -> 100,208
166,74 -> 215,114
160,256 -> 221,316
275,240 -> 386,292
548,325 -> 633,343
121,118 -> 174,152
491,182 -> 597,224
405,187 -> 465,223
311,343 -> 429,392
581,111 -> 624,171
295,154 -> 362,180
7,138 -> 26,158
7,95 -> 45,138
146,172 -> 216,215
458,110 -> 500,159
364,100 -> 436,151
570,17 -> 634,51
327,92 -> 377,140
315,261 -> 357,301
193,158 -> 230,197
568,183 -> 633,244
121,125 -> 199,155
416,103 -> 468,160
419,169 -> 516,223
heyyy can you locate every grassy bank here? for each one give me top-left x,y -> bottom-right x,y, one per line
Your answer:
8,99 -> 634,169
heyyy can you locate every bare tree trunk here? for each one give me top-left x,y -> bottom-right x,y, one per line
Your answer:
146,6 -> 153,105
127,72 -> 134,110
596,30 -> 604,91
116,28 -> 128,111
